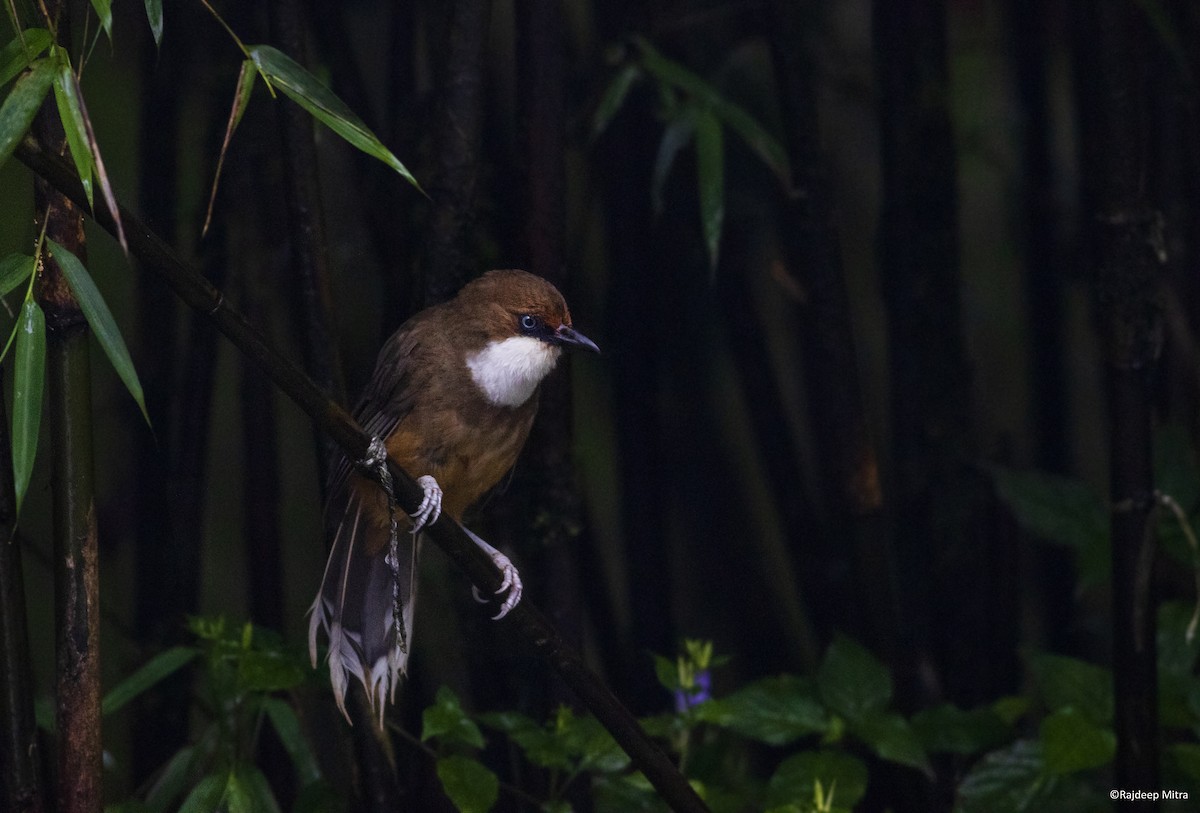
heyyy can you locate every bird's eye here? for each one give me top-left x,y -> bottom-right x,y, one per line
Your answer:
519,314 -> 539,332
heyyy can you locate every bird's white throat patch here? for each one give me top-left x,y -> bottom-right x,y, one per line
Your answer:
466,336 -> 561,407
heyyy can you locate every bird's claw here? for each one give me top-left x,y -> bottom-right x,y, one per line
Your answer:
410,475 -> 443,535
472,549 -> 522,620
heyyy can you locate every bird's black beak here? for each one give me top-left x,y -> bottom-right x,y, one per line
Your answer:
554,324 -> 600,354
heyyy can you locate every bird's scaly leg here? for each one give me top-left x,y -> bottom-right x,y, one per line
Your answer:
461,525 -> 523,619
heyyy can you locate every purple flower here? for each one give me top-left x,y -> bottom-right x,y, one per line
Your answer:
673,669 -> 712,712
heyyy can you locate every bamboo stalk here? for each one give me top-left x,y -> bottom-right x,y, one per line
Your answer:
423,0 -> 490,303
1072,0 -> 1161,799
268,0 -> 347,488
33,64 -> 102,809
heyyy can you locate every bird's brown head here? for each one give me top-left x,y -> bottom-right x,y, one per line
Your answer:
455,270 -> 599,407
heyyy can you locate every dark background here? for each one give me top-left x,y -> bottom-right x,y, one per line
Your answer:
1,0 -> 1197,809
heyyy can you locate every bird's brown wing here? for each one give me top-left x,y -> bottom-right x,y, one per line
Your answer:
325,314 -> 433,500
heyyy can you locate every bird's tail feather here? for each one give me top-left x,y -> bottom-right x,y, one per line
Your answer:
308,486 -> 419,725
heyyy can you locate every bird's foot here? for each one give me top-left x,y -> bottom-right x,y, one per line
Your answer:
410,475 -> 443,534
471,547 -> 523,619
462,526 -> 523,619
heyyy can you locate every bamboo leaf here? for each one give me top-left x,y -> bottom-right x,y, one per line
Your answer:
0,57 -> 55,170
52,54 -> 95,208
247,44 -> 423,193
144,746 -> 200,813
69,76 -> 127,251
0,29 -> 52,87
177,773 -> 228,813
144,0 -> 164,47
203,59 -> 256,236
592,63 -> 641,138
46,239 -> 149,424
263,698 -> 322,785
88,0 -> 113,40
634,37 -> 791,188
694,106 -> 724,274
0,253 -> 34,297
102,646 -> 199,716
12,298 -> 44,517
227,765 -> 281,813
651,111 -> 695,215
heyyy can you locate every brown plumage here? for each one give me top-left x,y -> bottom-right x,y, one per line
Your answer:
308,269 -> 599,722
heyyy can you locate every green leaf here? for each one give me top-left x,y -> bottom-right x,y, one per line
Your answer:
766,750 -> 868,810
911,703 -> 1009,755
204,60 -> 258,235
850,710 -> 932,774
633,37 -> 791,188
177,773 -> 228,813
227,765 -> 281,813
991,467 -> 1109,585
557,712 -> 629,774
0,253 -> 34,297
263,698 -> 322,784
477,709 -> 539,733
52,56 -> 95,207
594,772 -> 659,812
144,0 -> 164,46
144,746 -> 201,813
224,769 -> 253,813
1029,653 -> 1113,724
435,755 -> 498,813
0,29 -> 52,87
956,740 -> 1052,813
44,61 -> 126,250
991,694 -> 1031,726
480,710 -> 574,770
593,63 -> 641,138
0,58 -> 56,170
237,649 -> 307,693
693,674 -> 827,745
1039,708 -> 1115,774
651,112 -> 694,215
12,298 -> 44,517
46,239 -> 150,424
694,106 -> 724,274
422,686 -> 485,749
652,653 -> 682,691
88,0 -> 113,39
247,45 -> 422,193
816,634 -> 892,721
102,646 -> 198,716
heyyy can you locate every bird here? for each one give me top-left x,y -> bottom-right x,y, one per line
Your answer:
307,269 -> 599,724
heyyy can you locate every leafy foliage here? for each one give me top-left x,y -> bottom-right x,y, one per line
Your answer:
101,617 -> 329,813
593,36 -> 790,273
80,603 -> 1200,812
